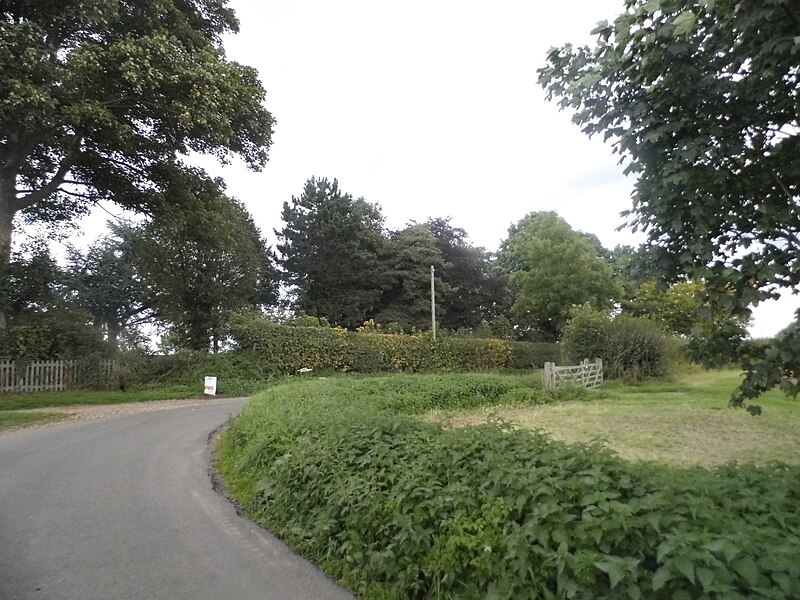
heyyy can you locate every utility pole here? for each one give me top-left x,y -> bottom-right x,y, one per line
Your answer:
431,264 -> 436,340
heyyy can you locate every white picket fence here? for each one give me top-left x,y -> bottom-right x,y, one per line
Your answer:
543,358 -> 603,392
0,360 -> 119,394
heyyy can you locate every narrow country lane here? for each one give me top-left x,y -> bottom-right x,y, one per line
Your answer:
0,398 -> 353,600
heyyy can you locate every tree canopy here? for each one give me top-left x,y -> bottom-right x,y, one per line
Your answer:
426,218 -> 508,332
538,0 -> 800,403
374,223 -> 447,332
276,177 -> 387,329
66,231 -> 150,352
127,175 -> 278,352
0,0 -> 274,325
497,211 -> 619,341
539,0 -> 799,304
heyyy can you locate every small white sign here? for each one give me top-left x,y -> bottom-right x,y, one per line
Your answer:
204,376 -> 217,396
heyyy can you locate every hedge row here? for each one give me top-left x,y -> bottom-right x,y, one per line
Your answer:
219,375 -> 800,599
228,314 -> 555,374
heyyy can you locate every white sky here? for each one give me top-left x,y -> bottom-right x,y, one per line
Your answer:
71,0 -> 798,337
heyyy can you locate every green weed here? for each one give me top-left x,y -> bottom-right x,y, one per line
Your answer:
218,372 -> 800,599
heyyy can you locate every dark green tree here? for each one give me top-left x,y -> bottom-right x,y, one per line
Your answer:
0,0 -> 274,326
425,218 -> 509,332
0,241 -> 106,360
497,211 -> 619,341
65,231 -> 151,352
374,223 -> 448,332
128,174 -> 278,352
538,0 -> 799,403
276,177 -> 387,329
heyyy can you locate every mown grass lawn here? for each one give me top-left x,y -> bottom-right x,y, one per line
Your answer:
429,369 -> 800,467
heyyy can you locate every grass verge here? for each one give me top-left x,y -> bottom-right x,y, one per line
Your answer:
217,371 -> 800,599
0,386 -> 211,412
0,411 -> 66,431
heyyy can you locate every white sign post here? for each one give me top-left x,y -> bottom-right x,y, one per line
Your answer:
204,376 -> 217,396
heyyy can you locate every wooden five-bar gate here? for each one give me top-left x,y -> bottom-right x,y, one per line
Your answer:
543,358 -> 603,391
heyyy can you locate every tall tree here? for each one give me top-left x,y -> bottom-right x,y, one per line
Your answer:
276,177 -> 387,329
375,223 -> 448,332
0,0 -> 274,325
538,0 -> 800,402
426,218 -> 508,331
66,231 -> 151,352
128,175 -> 278,352
497,211 -> 619,341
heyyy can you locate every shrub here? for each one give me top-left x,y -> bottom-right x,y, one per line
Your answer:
563,306 -> 669,380
507,341 -> 561,369
0,310 -> 108,360
219,375 -> 800,599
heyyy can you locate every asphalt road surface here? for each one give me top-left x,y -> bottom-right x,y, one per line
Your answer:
0,398 -> 353,600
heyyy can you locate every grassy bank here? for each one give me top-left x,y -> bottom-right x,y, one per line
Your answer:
431,370 -> 800,466
217,371 -> 800,599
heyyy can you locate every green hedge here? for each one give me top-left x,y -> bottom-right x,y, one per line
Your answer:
219,375 -> 800,599
116,318 -> 553,394
228,313 -> 513,373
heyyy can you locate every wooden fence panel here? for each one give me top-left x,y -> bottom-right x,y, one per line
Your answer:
543,358 -> 603,391
0,360 -> 119,394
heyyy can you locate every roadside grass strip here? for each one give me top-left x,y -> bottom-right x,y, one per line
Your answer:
0,411 -> 65,431
218,372 -> 800,599
0,387 -> 204,411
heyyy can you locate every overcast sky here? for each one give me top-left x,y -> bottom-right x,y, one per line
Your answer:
76,0 -> 798,336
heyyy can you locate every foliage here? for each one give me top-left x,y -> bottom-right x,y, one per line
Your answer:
608,245 -> 660,292
627,280 -> 749,363
733,320 -> 800,409
65,231 -> 151,352
219,374 -> 800,599
426,218 -> 509,331
0,0 -> 273,278
276,177 -> 387,329
497,211 -> 619,341
507,341 -> 561,369
228,311 -> 513,374
563,304 -> 669,380
375,223 -> 448,332
538,0 -> 800,399
0,308 -> 107,360
0,241 -> 65,318
127,176 -> 278,352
